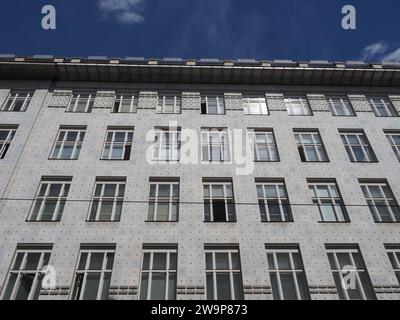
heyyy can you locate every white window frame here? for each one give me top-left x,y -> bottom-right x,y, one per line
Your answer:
0,127 -> 17,159
87,179 -> 125,222
158,95 -> 182,114
1,92 -> 32,112
1,247 -> 51,300
147,181 -> 179,222
29,178 -> 71,221
201,96 -> 225,115
386,246 -> 400,284
201,128 -> 230,162
360,182 -> 400,222
139,248 -> 177,300
66,93 -> 94,113
308,182 -> 349,222
385,131 -> 400,162
243,96 -> 268,115
294,131 -> 328,162
50,127 -> 85,160
327,97 -> 355,116
203,182 -> 236,222
205,248 -> 243,300
340,131 -> 377,162
113,94 -> 138,113
326,247 -> 376,300
266,247 -> 310,300
153,129 -> 181,161
70,248 -> 115,300
101,129 -> 133,160
368,97 -> 398,117
248,129 -> 279,162
284,97 -> 312,116
256,181 -> 291,222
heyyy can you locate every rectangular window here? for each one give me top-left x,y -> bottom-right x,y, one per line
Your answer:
87,178 -> 125,222
0,126 -> 17,159
158,95 -> 182,114
153,128 -> 181,161
284,97 -> 312,116
308,180 -> 349,222
203,180 -> 236,222
28,177 -> 71,221
147,179 -> 179,222
1,245 -> 52,300
50,127 -> 86,160
101,128 -> 133,160
368,97 -> 398,117
243,96 -> 268,115
139,246 -> 177,300
201,128 -> 230,162
66,93 -> 94,113
340,130 -> 377,162
385,245 -> 400,284
256,179 -> 292,222
294,130 -> 329,162
70,246 -> 115,300
248,129 -> 279,162
327,96 -> 355,116
385,130 -> 400,162
112,94 -> 138,113
1,91 -> 32,111
201,96 -> 225,115
360,180 -> 400,222
205,246 -> 244,300
326,245 -> 376,300
265,245 -> 310,300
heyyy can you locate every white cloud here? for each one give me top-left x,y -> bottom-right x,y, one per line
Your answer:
382,48 -> 400,63
98,0 -> 145,24
361,41 -> 388,61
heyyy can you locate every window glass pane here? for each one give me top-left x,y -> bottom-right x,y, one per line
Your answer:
153,253 -> 167,270
206,273 -> 214,300
215,253 -> 229,270
15,274 -> 34,300
82,273 -> 101,300
216,273 -> 231,300
89,253 -> 104,270
150,272 -> 166,300
281,273 -> 297,300
24,253 -> 41,270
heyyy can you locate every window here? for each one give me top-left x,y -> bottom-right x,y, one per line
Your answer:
70,246 -> 115,300
147,179 -> 179,222
101,128 -> 133,160
243,96 -> 268,115
203,180 -> 236,222
1,245 -> 52,300
326,245 -> 376,300
327,96 -> 355,116
265,245 -> 310,300
385,245 -> 400,284
66,93 -> 94,113
340,130 -> 377,162
201,128 -> 230,162
0,126 -> 17,159
284,97 -> 312,116
205,246 -> 244,300
256,179 -> 292,222
153,128 -> 180,161
50,127 -> 86,160
368,97 -> 398,117
87,178 -> 125,222
158,95 -> 181,114
201,96 -> 225,114
139,246 -> 177,300
1,91 -> 32,111
360,180 -> 400,222
28,177 -> 71,221
112,94 -> 137,113
294,130 -> 329,162
308,180 -> 349,222
385,130 -> 400,162
248,129 -> 279,162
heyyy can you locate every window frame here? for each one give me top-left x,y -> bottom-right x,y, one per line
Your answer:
327,96 -> 355,116
147,180 -> 180,222
0,126 -> 17,159
101,128 -> 134,161
65,93 -> 94,113
340,130 -> 377,163
385,245 -> 400,284
49,127 -> 86,160
385,130 -> 400,162
139,248 -> 178,300
1,91 -> 32,112
294,130 -> 329,162
201,96 -> 225,115
201,128 -> 230,162
158,95 -> 182,114
248,129 -> 279,162
203,181 -> 236,222
112,94 -> 138,113
284,97 -> 312,116
242,96 -> 269,115
153,128 -> 181,162
368,97 -> 398,117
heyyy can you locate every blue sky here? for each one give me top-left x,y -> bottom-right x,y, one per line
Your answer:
0,0 -> 399,62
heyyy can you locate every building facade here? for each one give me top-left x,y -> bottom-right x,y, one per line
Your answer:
0,56 -> 400,300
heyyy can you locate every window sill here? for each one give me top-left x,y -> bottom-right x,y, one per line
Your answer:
203,221 -> 237,223
85,220 -> 121,223
318,221 -> 351,224
26,219 -> 61,223
48,158 -> 79,161
261,220 -> 294,223
349,161 -> 379,163
145,220 -> 179,223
